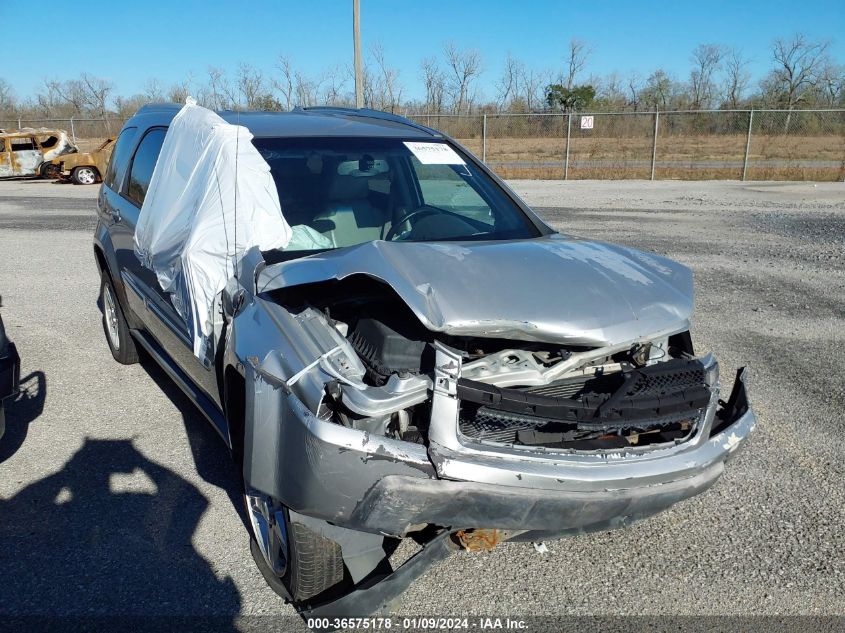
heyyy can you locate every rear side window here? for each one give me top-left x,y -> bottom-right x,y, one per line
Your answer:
11,137 -> 36,151
125,127 -> 166,207
103,126 -> 138,190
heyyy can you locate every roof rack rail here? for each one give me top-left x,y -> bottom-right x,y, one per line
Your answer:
134,103 -> 182,116
299,106 -> 439,137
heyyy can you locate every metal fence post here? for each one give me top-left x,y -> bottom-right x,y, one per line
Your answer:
742,109 -> 753,181
17,116 -> 21,129
482,113 -> 487,163
650,108 -> 659,181
70,117 -> 76,144
564,113 -> 571,180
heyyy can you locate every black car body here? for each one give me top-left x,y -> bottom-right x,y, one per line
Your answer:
0,310 -> 20,440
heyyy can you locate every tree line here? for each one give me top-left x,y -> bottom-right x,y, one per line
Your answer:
0,33 -> 842,122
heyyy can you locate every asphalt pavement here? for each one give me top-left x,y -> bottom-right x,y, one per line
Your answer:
0,178 -> 843,625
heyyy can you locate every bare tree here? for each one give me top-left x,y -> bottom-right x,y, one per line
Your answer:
79,74 -> 114,119
565,38 -> 590,89
625,71 -> 642,110
764,34 -> 830,109
371,43 -> 403,112
168,76 -> 193,104
114,94 -> 149,119
722,48 -> 751,108
640,69 -> 676,109
596,71 -> 627,108
47,78 -> 86,115
202,67 -> 232,110
689,44 -> 724,109
294,71 -> 322,107
443,43 -> 483,114
520,67 -> 549,112
816,62 -> 845,106
234,63 -> 266,109
420,56 -> 446,112
143,78 -> 165,102
495,53 -> 523,110
321,65 -> 349,106
273,55 -> 297,110
0,78 -> 16,114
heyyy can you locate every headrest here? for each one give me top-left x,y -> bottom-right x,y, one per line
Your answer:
326,175 -> 370,201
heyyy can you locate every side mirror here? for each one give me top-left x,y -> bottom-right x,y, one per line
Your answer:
222,282 -> 245,319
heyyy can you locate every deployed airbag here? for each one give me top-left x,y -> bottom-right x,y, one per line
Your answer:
134,102 -> 292,362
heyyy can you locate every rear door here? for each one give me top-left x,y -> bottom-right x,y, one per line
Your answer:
0,139 -> 10,177
9,136 -> 41,175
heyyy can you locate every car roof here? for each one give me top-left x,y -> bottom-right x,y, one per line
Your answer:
127,104 -> 442,140
0,128 -> 64,138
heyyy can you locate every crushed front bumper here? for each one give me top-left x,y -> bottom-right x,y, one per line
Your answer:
249,368 -> 755,538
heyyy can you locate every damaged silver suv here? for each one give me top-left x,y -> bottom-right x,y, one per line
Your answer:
93,104 -> 755,616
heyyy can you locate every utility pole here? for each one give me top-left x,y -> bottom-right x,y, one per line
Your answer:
353,0 -> 363,108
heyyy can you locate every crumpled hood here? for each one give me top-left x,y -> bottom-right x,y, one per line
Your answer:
258,235 -> 694,346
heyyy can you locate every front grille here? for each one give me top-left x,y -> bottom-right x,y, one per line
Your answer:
459,408 -> 541,444
526,372 -> 622,399
624,365 -> 705,397
459,405 -> 700,446
457,358 -> 710,450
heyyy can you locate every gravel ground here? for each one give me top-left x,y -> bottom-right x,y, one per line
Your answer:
0,178 -> 843,624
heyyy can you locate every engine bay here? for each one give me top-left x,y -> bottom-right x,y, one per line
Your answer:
271,275 -> 714,452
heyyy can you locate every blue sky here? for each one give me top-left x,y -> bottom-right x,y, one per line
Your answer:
5,0 -> 844,102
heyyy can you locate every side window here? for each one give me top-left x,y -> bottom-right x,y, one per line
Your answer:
126,128 -> 166,206
10,137 -> 37,151
103,126 -> 138,190
39,136 -> 59,149
126,127 -> 167,207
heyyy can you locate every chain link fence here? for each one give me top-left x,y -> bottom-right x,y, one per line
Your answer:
410,109 -> 845,181
3,110 -> 843,181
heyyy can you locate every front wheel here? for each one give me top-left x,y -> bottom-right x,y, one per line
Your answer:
71,166 -> 99,185
39,163 -> 59,179
244,491 -> 349,604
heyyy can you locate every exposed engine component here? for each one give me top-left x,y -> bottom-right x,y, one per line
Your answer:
347,317 -> 429,385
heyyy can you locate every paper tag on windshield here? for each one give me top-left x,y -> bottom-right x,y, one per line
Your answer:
403,142 -> 465,165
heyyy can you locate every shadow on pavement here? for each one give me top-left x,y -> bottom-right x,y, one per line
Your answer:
0,370 -> 46,464
0,438 -> 242,625
138,354 -> 250,533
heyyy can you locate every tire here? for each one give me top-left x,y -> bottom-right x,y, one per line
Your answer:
286,516 -> 347,602
247,505 -> 348,604
39,163 -> 59,179
100,274 -> 138,365
71,166 -> 99,185
230,375 -> 350,604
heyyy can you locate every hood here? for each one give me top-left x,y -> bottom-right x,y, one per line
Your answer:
258,235 -> 694,346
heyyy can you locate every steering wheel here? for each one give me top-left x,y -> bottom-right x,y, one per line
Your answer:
384,206 -> 441,241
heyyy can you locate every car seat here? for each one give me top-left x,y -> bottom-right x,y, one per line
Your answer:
314,175 -> 385,248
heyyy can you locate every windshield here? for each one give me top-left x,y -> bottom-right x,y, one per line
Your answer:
252,137 -> 540,250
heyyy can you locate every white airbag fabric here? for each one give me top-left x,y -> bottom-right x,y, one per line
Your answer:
134,103 -> 292,362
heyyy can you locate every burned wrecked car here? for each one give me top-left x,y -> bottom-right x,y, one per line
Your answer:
94,103 -> 755,615
49,137 -> 114,184
0,128 -> 76,178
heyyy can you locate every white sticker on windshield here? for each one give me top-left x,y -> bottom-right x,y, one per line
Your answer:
403,141 -> 465,165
